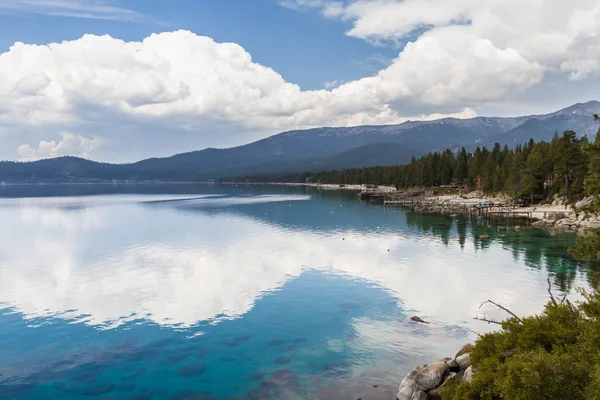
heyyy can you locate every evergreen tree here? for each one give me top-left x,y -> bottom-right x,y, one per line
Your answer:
551,131 -> 588,200
454,147 -> 469,185
583,116 -> 600,198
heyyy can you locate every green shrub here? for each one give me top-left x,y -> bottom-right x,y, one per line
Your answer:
442,291 -> 600,400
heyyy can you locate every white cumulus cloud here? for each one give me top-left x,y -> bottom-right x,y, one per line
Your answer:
17,132 -> 100,161
1,0 -> 600,160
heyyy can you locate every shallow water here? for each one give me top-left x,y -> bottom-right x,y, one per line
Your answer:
0,184 -> 597,400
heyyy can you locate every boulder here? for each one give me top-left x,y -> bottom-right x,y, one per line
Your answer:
575,196 -> 595,209
414,361 -> 449,390
479,234 -> 490,240
397,365 -> 427,400
463,366 -> 474,383
446,359 -> 460,373
455,344 -> 475,359
426,372 -> 458,400
456,353 -> 471,371
588,221 -> 600,230
578,212 -> 587,222
515,226 -> 521,231
532,220 -> 546,229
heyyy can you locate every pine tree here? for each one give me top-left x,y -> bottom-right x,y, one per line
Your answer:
583,117 -> 600,199
550,131 -> 588,200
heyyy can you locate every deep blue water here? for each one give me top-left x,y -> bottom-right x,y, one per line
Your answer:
0,184 -> 596,400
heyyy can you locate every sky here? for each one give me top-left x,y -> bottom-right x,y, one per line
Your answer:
0,0 -> 599,162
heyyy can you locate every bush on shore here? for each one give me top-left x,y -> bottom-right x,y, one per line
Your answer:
442,289 -> 600,400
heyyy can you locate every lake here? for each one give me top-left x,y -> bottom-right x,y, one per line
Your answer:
0,184 -> 597,400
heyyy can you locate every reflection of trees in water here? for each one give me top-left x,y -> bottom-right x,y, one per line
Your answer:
404,212 -> 600,292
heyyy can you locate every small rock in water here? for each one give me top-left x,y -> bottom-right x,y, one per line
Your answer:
479,234 -> 490,240
292,337 -> 307,343
267,339 -> 287,346
410,316 -> 429,324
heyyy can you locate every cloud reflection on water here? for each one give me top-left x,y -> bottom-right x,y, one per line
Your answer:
0,193 -> 590,333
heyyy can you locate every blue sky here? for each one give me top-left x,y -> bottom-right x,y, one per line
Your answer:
0,0 -> 599,162
0,0 -> 394,90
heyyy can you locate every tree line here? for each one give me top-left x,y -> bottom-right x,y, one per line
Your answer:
235,118 -> 600,202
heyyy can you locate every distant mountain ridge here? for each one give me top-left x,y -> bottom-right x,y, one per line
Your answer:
1,101 -> 599,183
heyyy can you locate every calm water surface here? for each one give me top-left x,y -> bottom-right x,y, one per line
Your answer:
0,184 -> 597,400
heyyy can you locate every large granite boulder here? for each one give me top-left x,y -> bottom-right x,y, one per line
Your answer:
397,365 -> 427,400
398,343 -> 475,400
588,221 -> 600,230
575,196 -> 595,209
455,343 -> 475,359
426,372 -> 458,400
463,366 -> 474,383
532,220 -> 546,229
456,353 -> 471,371
414,361 -> 449,390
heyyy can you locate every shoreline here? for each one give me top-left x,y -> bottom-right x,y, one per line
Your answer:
277,183 -> 599,234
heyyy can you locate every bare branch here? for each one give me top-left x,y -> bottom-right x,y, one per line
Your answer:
479,300 -> 523,323
467,327 -> 483,338
560,294 -> 567,304
547,277 -> 558,306
565,298 -> 576,313
473,316 -> 503,325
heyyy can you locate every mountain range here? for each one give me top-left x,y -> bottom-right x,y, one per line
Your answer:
1,101 -> 599,183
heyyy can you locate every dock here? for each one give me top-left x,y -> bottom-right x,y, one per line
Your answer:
378,193 -> 533,221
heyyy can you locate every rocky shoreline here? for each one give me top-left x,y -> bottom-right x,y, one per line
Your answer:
397,343 -> 474,400
396,193 -> 600,235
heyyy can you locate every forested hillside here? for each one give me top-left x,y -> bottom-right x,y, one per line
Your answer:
237,117 -> 600,203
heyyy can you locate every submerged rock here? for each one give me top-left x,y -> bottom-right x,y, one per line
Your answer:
177,363 -> 206,377
79,383 -> 114,396
274,357 -> 292,365
249,372 -> 266,381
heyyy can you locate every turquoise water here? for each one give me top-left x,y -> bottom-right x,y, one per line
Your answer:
0,184 -> 597,400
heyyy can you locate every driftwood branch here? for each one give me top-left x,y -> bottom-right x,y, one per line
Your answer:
473,316 -> 503,325
547,277 -> 558,306
479,300 -> 523,323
